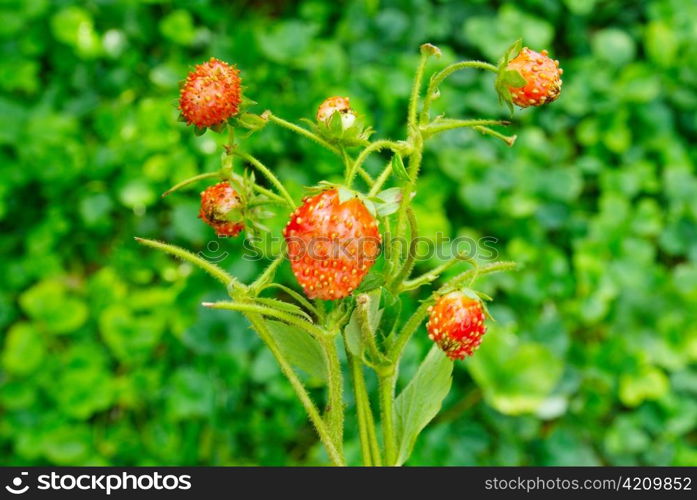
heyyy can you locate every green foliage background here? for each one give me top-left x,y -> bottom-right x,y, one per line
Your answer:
1,0 -> 696,466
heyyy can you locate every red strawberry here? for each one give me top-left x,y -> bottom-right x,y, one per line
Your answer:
505,48 -> 562,108
179,58 -> 242,128
199,182 -> 244,237
283,189 -> 381,300
426,292 -> 486,360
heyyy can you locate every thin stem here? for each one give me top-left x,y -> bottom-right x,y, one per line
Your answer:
408,51 -> 430,132
226,171 -> 287,203
388,300 -> 433,363
400,254 -> 473,292
249,254 -> 285,292
421,119 -> 511,138
390,134 -> 423,277
348,354 -> 372,466
368,162 -> 393,197
203,301 -> 326,339
421,60 -> 498,123
439,260 -> 518,294
378,371 -> 397,465
162,172 -> 221,198
473,126 -> 517,147
259,283 -> 320,319
135,237 -> 244,291
356,167 -> 375,188
356,294 -> 386,364
245,313 -> 345,466
235,152 -> 296,209
267,113 -> 340,154
388,206 -> 418,292
345,140 -> 404,187
319,335 -> 344,453
365,394 -> 382,466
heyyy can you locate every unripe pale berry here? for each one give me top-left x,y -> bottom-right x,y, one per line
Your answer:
505,48 -> 562,108
179,58 -> 242,128
316,96 -> 357,129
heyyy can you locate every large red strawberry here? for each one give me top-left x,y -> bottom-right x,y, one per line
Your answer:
179,57 -> 242,128
283,189 -> 381,300
199,182 -> 244,237
505,48 -> 562,108
426,292 -> 486,360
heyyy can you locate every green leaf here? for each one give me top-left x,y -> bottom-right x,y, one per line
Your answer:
394,345 -> 453,465
355,271 -> 386,293
1,322 -> 45,375
467,328 -> 563,415
264,320 -> 327,384
19,280 -> 88,334
254,297 -> 313,322
391,153 -> 409,181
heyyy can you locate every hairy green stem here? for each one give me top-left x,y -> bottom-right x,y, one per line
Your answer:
249,254 -> 285,293
134,238 -> 244,291
390,300 -> 433,363
389,207 -> 419,292
235,152 -> 296,208
348,354 -> 372,466
267,113 -> 340,154
421,60 -> 498,123
378,370 -> 397,465
473,126 -> 517,146
246,313 -> 345,466
162,172 -> 221,198
390,133 -> 423,278
400,254 -> 474,292
356,295 -> 386,364
203,301 -> 325,338
319,335 -> 344,452
421,119 -> 511,138
345,140 -> 404,187
439,260 -> 518,293
259,283 -> 320,319
408,51 -> 430,131
368,162 -> 393,197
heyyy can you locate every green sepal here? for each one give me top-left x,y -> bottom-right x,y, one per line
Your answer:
494,38 -> 524,112
209,121 -> 227,134
234,112 -> 268,132
499,69 -> 526,87
391,153 -> 409,181
372,187 -> 402,217
305,112 -> 375,148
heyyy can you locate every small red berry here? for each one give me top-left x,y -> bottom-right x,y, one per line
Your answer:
179,58 -> 242,128
198,182 -> 244,237
505,48 -> 562,108
316,96 -> 356,128
427,292 -> 486,360
283,189 -> 381,300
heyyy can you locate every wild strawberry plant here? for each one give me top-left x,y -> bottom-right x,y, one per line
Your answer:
137,41 -> 563,466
